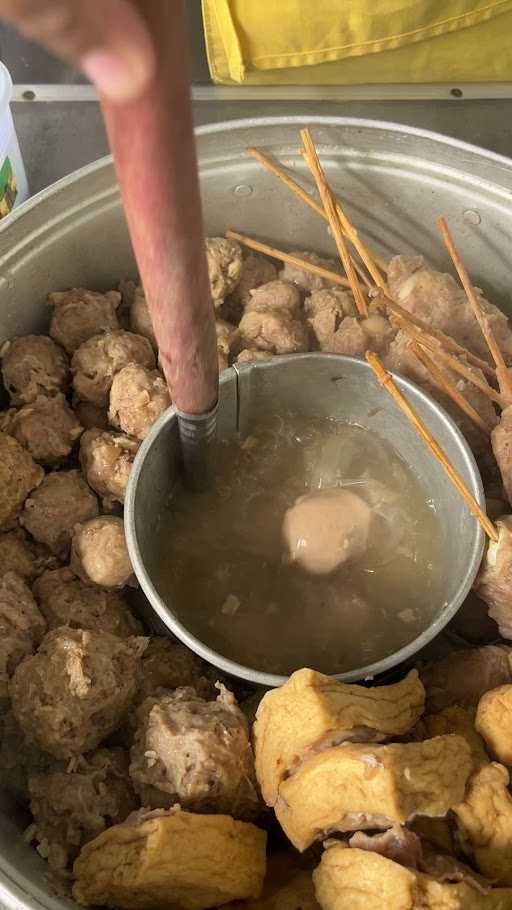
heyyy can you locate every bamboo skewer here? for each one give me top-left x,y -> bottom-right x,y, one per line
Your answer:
227,226 -> 497,383
380,293 -> 496,379
348,234 -> 497,379
409,341 -> 493,436
301,171 -> 497,379
247,146 -> 382,284
395,316 -> 503,407
301,128 -> 368,317
247,142 -> 497,382
225,230 -> 351,289
366,352 -> 498,542
438,216 -> 512,404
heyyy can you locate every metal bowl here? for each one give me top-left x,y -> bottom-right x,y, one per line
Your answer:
0,116 -> 511,910
125,353 -> 484,688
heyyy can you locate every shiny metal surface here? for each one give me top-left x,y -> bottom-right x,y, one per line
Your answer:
0,115 -> 510,910
126,353 -> 484,688
176,404 -> 219,493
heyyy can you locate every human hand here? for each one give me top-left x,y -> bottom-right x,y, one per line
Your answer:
0,0 -> 155,103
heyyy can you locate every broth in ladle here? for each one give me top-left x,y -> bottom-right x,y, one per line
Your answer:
155,414 -> 443,676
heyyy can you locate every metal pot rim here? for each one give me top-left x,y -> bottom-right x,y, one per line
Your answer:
4,112 -> 512,241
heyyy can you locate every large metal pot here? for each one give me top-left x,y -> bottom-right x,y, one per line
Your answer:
1,116 -> 512,910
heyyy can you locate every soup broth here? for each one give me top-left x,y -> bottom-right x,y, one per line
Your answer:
155,414 -> 443,676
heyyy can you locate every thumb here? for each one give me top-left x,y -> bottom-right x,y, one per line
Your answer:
0,0 -> 155,103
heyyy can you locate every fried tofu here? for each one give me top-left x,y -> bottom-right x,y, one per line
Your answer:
475,685 -> 512,765
411,706 -> 489,768
73,809 -> 267,909
275,735 -> 472,851
313,844 -> 512,910
254,668 -> 425,806
454,762 -> 512,886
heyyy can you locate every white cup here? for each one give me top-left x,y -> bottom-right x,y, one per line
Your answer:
0,61 -> 29,219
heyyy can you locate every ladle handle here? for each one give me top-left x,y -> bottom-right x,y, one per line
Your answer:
100,0 -> 218,416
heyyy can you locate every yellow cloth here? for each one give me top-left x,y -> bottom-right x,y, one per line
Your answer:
202,0 -> 512,84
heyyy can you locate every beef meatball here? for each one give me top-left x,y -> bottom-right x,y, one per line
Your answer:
0,711 -> 51,801
108,364 -> 170,440
1,335 -> 70,405
48,288 -> 121,354
0,572 -> 47,702
3,394 -> 83,465
0,528 -> 55,581
283,489 -> 372,574
280,250 -> 340,293
72,331 -> 155,406
129,285 -> 157,348
70,516 -> 133,588
239,307 -> 309,354
0,432 -> 44,529
10,627 -> 147,758
129,686 -> 259,819
73,399 -> 110,432
228,254 -> 278,307
20,470 -> 99,558
305,287 -> 357,349
33,567 -> 142,637
216,319 -> 240,373
316,315 -> 368,357
236,348 -> 275,365
136,638 -> 217,703
28,748 -> 137,871
246,280 -> 302,317
206,237 -> 243,305
79,429 -> 139,504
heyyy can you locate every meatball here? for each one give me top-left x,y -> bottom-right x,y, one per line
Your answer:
0,572 -> 47,702
1,335 -> 70,405
0,432 -> 44,529
28,748 -> 137,871
20,470 -> 99,558
79,429 -> 139,505
207,237 -> 243,306
70,516 -> 133,588
229,253 -> 278,307
72,330 -> 155,406
0,711 -> 51,801
305,286 -> 357,349
282,489 -> 372,575
216,319 -> 240,373
246,280 -> 302,317
73,399 -> 110,432
0,528 -> 55,581
3,394 -> 83,465
10,627 -> 147,758
129,285 -> 157,348
239,307 -> 309,354
129,686 -> 260,819
108,364 -> 170,440
33,567 -> 142,637
318,315 -> 369,357
306,286 -> 356,318
136,638 -> 217,703
48,288 -> 121,354
280,250 -> 340,293
236,348 -> 275,365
